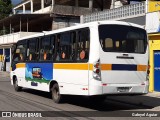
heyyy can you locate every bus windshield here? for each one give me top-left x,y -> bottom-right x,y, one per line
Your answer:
98,25 -> 147,54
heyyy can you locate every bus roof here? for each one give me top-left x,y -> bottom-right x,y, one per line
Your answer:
18,20 -> 144,41
45,20 -> 144,36
18,33 -> 44,41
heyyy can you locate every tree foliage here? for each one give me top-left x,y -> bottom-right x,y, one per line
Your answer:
0,0 -> 12,20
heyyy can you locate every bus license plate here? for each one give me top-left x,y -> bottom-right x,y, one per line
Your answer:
117,87 -> 130,92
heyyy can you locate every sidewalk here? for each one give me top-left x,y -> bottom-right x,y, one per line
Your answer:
0,71 -> 10,77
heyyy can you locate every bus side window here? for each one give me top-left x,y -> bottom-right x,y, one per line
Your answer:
13,42 -> 27,62
77,28 -> 90,62
28,38 -> 39,61
40,36 -> 52,61
57,32 -> 72,62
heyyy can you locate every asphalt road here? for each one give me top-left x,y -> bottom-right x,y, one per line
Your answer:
0,72 -> 159,120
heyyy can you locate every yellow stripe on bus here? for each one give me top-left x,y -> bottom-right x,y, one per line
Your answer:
101,64 -> 112,70
89,64 -> 93,70
137,65 -> 147,71
16,63 -> 26,68
54,63 -> 90,70
14,63 -> 146,71
54,64 -> 112,71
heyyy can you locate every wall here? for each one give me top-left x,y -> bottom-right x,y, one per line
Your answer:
0,32 -> 40,45
52,18 -> 80,30
149,34 -> 160,92
121,16 -> 145,26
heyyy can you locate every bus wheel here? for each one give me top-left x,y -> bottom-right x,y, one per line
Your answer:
13,77 -> 22,92
51,83 -> 63,103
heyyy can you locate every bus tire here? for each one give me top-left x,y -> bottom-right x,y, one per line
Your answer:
51,83 -> 63,103
13,77 -> 22,92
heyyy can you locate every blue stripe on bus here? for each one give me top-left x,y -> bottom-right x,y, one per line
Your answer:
112,64 -> 137,71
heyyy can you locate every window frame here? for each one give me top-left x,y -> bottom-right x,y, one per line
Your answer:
12,39 -> 27,64
39,35 -> 54,62
98,24 -> 147,54
27,38 -> 40,62
53,27 -> 90,63
76,28 -> 90,63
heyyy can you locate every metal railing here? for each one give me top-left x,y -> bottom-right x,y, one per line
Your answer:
82,2 -> 146,23
0,32 -> 39,45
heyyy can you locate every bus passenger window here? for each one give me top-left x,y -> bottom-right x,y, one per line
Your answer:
40,36 -> 52,61
12,41 -> 27,63
28,38 -> 39,61
13,45 -> 26,62
77,28 -> 90,62
57,32 -> 72,62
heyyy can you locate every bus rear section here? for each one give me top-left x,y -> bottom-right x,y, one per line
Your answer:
92,24 -> 149,95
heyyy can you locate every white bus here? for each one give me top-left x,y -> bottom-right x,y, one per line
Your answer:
11,21 -> 149,103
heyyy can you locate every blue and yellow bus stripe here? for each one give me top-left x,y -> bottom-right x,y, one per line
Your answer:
54,63 -> 147,71
14,63 -> 147,71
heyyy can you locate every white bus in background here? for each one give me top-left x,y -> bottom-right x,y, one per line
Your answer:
11,21 -> 149,103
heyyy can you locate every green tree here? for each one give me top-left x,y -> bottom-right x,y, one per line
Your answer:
0,0 -> 12,35
0,0 -> 12,20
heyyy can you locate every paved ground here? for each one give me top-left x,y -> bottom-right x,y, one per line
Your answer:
0,72 -> 160,120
